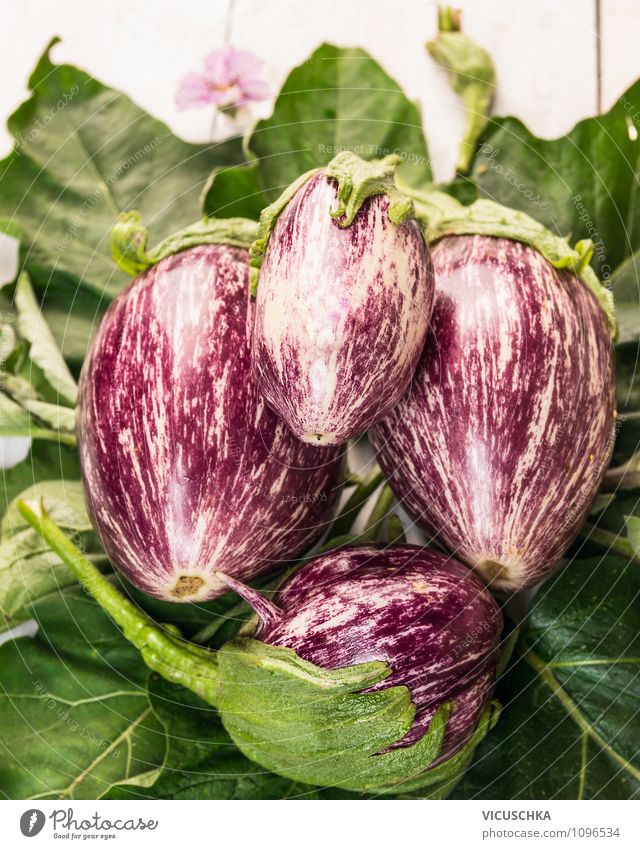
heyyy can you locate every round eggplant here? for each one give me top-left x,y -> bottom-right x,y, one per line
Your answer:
371,235 -> 616,592
17,500 -> 504,795
218,543 -> 502,757
252,166 -> 434,446
77,243 -> 343,602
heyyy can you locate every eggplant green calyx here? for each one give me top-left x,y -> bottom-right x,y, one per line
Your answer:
325,151 -> 414,227
211,572 -> 499,795
218,637 -> 465,795
427,6 -> 496,174
248,167 -> 321,295
16,498 -> 219,706
408,188 -> 617,336
111,211 -> 259,277
248,151 -> 414,295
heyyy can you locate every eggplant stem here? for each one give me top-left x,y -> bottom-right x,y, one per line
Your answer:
215,571 -> 282,630
387,514 -> 406,545
16,499 -> 220,706
578,522 -> 637,562
362,484 -> 396,540
327,468 -> 384,538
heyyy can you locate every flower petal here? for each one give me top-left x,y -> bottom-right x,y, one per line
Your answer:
228,49 -> 263,79
175,72 -> 216,110
237,77 -> 271,103
203,47 -> 229,84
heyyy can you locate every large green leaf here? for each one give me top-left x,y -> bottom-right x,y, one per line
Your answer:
106,677 -> 327,800
1,272 -> 77,444
0,38 -> 244,365
0,587 -> 167,799
203,44 -> 431,217
0,480 -> 108,633
468,79 -> 640,281
609,252 -> 640,345
13,272 -> 77,405
0,441 -> 80,517
453,556 -> 640,799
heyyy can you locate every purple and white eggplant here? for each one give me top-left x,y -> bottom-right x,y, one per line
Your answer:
251,152 -> 434,446
16,500 -> 504,795
371,219 -> 616,592
218,544 -> 502,758
77,217 -> 343,602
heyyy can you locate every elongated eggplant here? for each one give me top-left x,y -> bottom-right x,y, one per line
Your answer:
371,235 -> 616,592
251,153 -> 434,446
218,544 -> 502,757
77,242 -> 343,602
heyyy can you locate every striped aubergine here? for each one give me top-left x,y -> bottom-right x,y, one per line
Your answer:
77,243 -> 343,603
252,170 -> 434,446
371,235 -> 616,592
218,543 -> 502,755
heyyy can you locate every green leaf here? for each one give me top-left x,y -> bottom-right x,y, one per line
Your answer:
0,38 -> 245,359
2,374 -> 75,432
468,79 -> 640,281
14,272 -> 77,406
0,392 -> 75,445
201,162 -> 266,220
0,440 -> 81,518
609,251 -> 640,345
107,677 -> 330,800
454,556 -> 640,799
0,587 -> 167,799
1,479 -> 91,538
204,43 -> 431,215
0,480 -> 107,632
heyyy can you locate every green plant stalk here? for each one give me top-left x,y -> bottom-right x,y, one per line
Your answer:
363,484 -> 396,539
602,453 -> 640,491
326,468 -> 384,538
387,514 -> 406,545
426,5 -> 496,174
2,427 -> 76,447
578,522 -> 637,561
17,499 -> 219,705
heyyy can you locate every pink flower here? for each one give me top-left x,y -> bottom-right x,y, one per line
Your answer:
175,46 -> 270,112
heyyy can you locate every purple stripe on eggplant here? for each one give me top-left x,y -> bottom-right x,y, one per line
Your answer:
228,544 -> 502,755
371,235 -> 616,592
77,244 -> 343,602
252,172 -> 434,446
